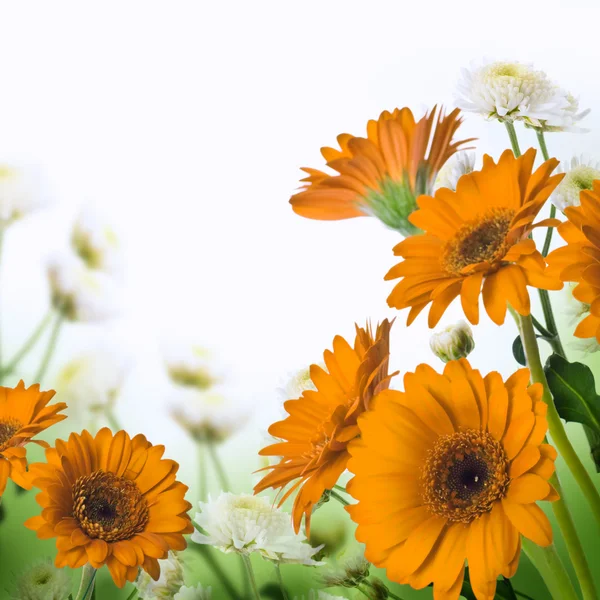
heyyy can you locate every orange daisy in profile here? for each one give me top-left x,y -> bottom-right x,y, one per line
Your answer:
547,180 -> 600,342
290,107 -> 473,236
254,320 -> 395,533
347,359 -> 558,600
0,380 -> 66,496
25,428 -> 193,588
386,148 -> 564,327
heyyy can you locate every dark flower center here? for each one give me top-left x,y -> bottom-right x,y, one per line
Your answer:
0,418 -> 22,451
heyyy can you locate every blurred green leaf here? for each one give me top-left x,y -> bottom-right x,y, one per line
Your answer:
260,583 -> 286,599
512,336 -> 526,366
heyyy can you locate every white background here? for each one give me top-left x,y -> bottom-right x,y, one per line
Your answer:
1,0 -> 599,487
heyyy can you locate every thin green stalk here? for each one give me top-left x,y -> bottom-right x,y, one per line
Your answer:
530,314 -> 553,340
515,591 -> 536,600
242,554 -> 262,600
504,122 -> 522,157
75,565 -> 96,600
1,310 -> 53,379
191,545 -> 240,599
385,591 -> 405,600
364,579 -> 405,600
536,130 -> 558,258
518,314 -> 599,600
33,312 -> 64,383
207,440 -> 231,492
197,438 -> 207,502
329,489 -> 349,506
356,586 -> 371,598
124,588 -> 138,600
104,406 -> 122,432
274,563 -> 289,600
0,225 -> 5,382
522,539 -> 578,600
333,484 -> 349,494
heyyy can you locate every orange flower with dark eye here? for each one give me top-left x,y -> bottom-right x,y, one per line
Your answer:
547,180 -> 600,342
0,380 -> 66,496
25,428 -> 193,588
385,148 -> 564,327
254,320 -> 395,533
347,359 -> 558,600
290,107 -> 473,236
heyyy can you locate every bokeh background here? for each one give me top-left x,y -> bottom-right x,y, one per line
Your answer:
0,1 -> 600,598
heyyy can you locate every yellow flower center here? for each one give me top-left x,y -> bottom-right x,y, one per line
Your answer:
421,429 -> 510,523
0,418 -> 22,451
72,471 -> 148,542
442,208 -> 515,275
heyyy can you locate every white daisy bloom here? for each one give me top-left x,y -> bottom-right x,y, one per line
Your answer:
0,163 -> 49,225
279,365 -> 317,400
47,254 -> 121,322
56,346 -> 131,418
163,343 -> 220,390
175,585 -> 213,600
192,493 -> 324,565
456,61 -> 588,131
552,156 -> 600,211
170,387 -> 250,443
71,206 -> 121,275
135,552 -> 184,599
433,151 -> 476,192
12,558 -> 72,600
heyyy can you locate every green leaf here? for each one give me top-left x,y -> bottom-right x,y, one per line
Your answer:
544,354 -> 600,432
512,336 -> 526,366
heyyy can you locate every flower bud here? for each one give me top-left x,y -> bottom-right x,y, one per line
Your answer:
12,559 -> 72,600
429,320 -> 475,363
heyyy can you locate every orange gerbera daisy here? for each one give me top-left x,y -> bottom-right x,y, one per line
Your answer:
347,359 -> 558,600
547,180 -> 600,342
290,107 -> 473,235
254,320 -> 395,533
25,428 -> 193,588
386,148 -> 564,327
0,381 -> 66,496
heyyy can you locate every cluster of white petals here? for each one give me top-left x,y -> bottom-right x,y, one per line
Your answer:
434,151 -> 476,192
456,61 -> 589,131
136,552 -> 185,599
294,592 -> 345,600
0,163 -> 49,225
429,320 -> 475,363
192,493 -> 324,565
552,156 -> 600,211
175,585 -> 213,600
47,253 -> 121,322
12,559 -> 72,600
163,343 -> 219,390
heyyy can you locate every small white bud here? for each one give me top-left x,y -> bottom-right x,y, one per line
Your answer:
429,320 -> 475,363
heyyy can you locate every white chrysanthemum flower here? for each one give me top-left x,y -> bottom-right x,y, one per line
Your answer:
434,151 -> 476,192
163,343 -> 220,390
320,548 -> 370,589
56,346 -> 131,418
429,320 -> 475,363
71,207 -> 121,274
0,163 -> 49,225
456,60 -> 589,131
280,365 -> 316,400
294,592 -> 346,600
170,387 -> 250,443
192,493 -> 324,565
47,254 -> 121,322
552,156 -> 600,211
12,558 -> 72,600
135,552 -> 184,599
175,585 -> 213,600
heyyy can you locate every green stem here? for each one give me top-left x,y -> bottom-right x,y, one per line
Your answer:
75,565 -> 96,600
197,438 -> 207,502
329,489 -> 349,506
274,563 -> 289,600
242,554 -> 262,600
518,314 -> 599,600
1,310 -> 54,379
124,588 -> 138,600
504,122 -> 522,157
385,591 -> 405,600
538,289 -> 566,356
104,406 -> 122,431
207,439 -> 231,492
530,314 -> 553,340
33,312 -> 64,383
536,130 -> 557,258
191,545 -> 240,599
356,586 -> 371,598
333,484 -> 349,494
515,592 -> 536,600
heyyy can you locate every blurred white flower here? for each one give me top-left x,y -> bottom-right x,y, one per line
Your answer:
135,552 -> 184,599
434,151 -> 476,192
294,592 -> 345,600
429,320 -> 475,363
170,387 -> 249,443
320,548 -> 370,589
47,254 -> 121,322
11,558 -> 72,600
552,156 -> 600,211
163,343 -> 220,390
192,492 -> 324,565
456,60 -> 589,131
56,346 -> 131,418
71,206 -> 121,274
564,285 -> 600,354
0,163 -> 48,225
278,365 -> 317,401
175,585 -> 213,600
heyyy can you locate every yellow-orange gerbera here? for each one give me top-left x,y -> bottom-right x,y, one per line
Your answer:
386,148 -> 564,327
25,428 -> 193,588
346,359 -> 558,600
547,180 -> 600,342
290,107 -> 473,236
254,320 -> 395,533
0,380 -> 65,496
